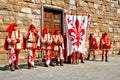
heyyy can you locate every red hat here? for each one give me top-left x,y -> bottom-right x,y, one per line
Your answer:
28,24 -> 36,31
89,33 -> 94,40
42,26 -> 50,36
52,27 -> 60,35
102,32 -> 107,38
6,23 -> 18,33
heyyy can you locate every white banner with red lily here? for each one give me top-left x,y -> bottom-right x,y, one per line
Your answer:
65,14 -> 88,56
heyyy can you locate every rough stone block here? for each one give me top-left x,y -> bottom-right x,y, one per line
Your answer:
0,25 -> 7,32
8,0 -> 18,5
0,19 -> 3,24
18,13 -> 26,17
109,27 -> 114,32
23,18 -> 32,26
26,14 -> 36,19
13,5 -> 19,12
117,28 -> 120,33
46,0 -> 51,4
32,9 -> 41,15
41,0 -> 46,3
79,1 -> 87,7
21,7 -> 32,14
94,4 -> 99,9
17,20 -> 23,24
117,9 -> 120,14
35,15 -> 41,20
32,19 -> 40,26
24,0 -> 35,3
0,10 -> 8,15
35,0 -> 41,4
88,2 -> 94,8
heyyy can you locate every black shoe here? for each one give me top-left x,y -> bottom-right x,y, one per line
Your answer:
105,60 -> 108,62
45,64 -> 49,67
50,64 -> 55,67
15,66 -> 20,69
10,67 -> 15,71
81,61 -> 85,63
42,59 -> 45,62
60,64 -> 64,66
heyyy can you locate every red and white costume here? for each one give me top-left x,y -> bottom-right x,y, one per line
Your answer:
40,26 -> 54,67
99,32 -> 112,62
52,28 -> 64,66
26,24 -> 39,68
87,33 -> 98,60
4,23 -> 23,70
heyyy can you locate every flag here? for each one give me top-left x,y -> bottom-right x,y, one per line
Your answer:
65,14 -> 88,56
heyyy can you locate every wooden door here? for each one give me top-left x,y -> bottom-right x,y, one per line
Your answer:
44,9 -> 62,33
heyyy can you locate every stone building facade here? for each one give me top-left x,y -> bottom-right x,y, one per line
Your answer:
0,0 -> 120,56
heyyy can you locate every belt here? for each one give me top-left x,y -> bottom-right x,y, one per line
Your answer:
28,41 -> 35,43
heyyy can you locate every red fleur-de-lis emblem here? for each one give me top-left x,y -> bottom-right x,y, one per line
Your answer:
67,16 -> 85,47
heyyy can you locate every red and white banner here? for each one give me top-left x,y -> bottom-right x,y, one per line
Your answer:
65,14 -> 88,56
8,48 -> 16,64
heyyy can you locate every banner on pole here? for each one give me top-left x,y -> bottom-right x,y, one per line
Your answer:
65,14 -> 88,56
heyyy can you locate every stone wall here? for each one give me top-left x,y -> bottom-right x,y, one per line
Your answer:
0,0 -> 120,55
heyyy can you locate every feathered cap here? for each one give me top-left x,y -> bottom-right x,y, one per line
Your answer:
89,33 -> 94,40
42,26 -> 50,36
6,23 -> 18,33
102,32 -> 107,38
52,27 -> 60,35
28,24 -> 36,31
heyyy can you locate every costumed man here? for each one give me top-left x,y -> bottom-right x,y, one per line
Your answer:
52,28 -> 64,66
40,26 -> 55,67
4,23 -> 23,71
26,24 -> 39,69
87,33 -> 98,60
99,32 -> 112,62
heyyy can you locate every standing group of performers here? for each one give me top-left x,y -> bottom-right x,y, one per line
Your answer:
4,23 -> 112,71
87,32 -> 112,62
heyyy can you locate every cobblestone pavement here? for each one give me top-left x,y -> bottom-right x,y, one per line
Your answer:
0,55 -> 120,80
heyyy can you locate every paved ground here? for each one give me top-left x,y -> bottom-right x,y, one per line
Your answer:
0,55 -> 120,80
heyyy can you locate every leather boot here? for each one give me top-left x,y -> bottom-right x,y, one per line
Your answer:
60,59 -> 64,66
105,56 -> 108,62
28,62 -> 31,69
44,63 -> 49,67
56,58 -> 59,66
10,62 -> 15,71
50,61 -> 55,67
87,54 -> 90,60
14,61 -> 19,69
81,57 -> 85,63
67,55 -> 71,64
102,56 -> 104,61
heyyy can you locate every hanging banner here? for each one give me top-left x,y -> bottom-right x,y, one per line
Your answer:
65,14 -> 88,56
